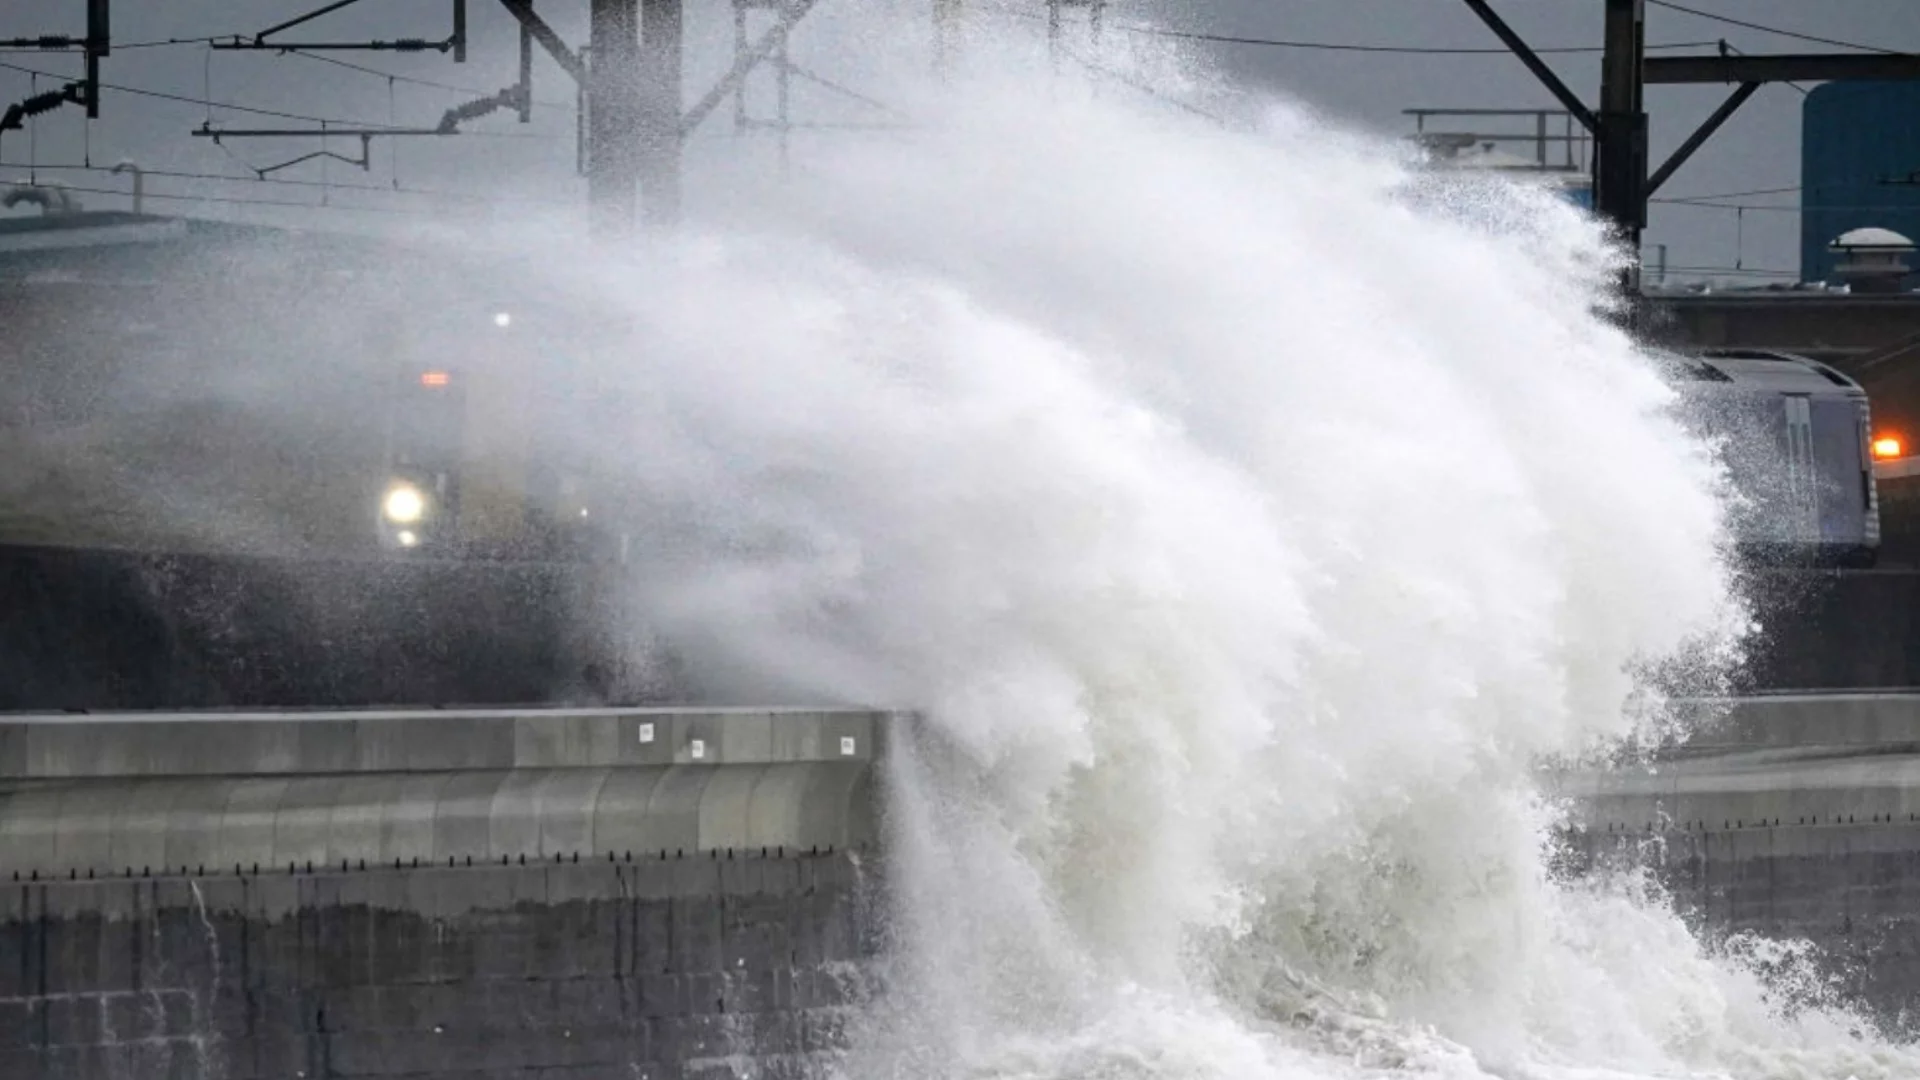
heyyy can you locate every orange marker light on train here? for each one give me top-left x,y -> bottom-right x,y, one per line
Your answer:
420,370 -> 451,388
1873,435 -> 1903,460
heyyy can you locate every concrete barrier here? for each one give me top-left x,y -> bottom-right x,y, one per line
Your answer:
1551,693 -> 1920,833
1556,693 -> 1920,1037
0,708 -> 886,883
0,707 -> 896,1079
1655,691 -> 1920,751
0,763 -> 872,885
1557,752 -> 1920,835
0,707 -> 882,777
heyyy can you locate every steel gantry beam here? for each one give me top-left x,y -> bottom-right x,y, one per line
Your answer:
499,0 -> 818,237
211,0 -> 471,58
585,0 -> 644,239
1645,53 -> 1920,85
639,0 -> 685,229
1461,0 -> 1920,304
1645,79 -> 1758,196
1459,0 -> 1647,299
1457,0 -> 1599,133
683,0 -> 819,135
1593,0 -> 1647,246
14,0 -> 823,239
569,0 -> 691,235
498,0 -> 588,82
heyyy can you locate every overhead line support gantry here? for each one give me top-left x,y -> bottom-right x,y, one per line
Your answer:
1461,0 -> 1920,309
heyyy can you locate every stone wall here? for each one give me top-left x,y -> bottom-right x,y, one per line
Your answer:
0,851 -> 880,1079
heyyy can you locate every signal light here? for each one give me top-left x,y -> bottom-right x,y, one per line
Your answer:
420,370 -> 451,388
1873,435 -> 1904,460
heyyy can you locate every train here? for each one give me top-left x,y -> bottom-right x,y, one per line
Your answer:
0,204 -> 651,710
0,199 -> 1893,710
298,322 -> 1893,573
0,206 -> 627,565
362,295 -> 622,563
1662,346 -> 1880,568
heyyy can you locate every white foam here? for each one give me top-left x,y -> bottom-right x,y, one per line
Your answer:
484,8 -> 1914,1076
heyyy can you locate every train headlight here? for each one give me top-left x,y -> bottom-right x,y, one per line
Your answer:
1874,435 -> 1904,460
382,483 -> 428,525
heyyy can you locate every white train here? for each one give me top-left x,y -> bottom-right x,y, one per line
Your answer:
1664,347 -> 1879,568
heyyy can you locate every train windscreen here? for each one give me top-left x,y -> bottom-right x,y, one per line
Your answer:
1810,396 -> 1871,545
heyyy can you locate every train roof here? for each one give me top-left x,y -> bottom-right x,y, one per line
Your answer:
1667,348 -> 1865,396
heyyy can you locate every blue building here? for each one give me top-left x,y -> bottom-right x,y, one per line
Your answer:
1802,82 -> 1920,284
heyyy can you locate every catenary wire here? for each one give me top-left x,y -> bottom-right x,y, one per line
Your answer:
1119,24 -> 1721,56
285,50 -> 576,112
0,160 -> 548,205
0,57 -> 563,137
1646,1 -> 1908,55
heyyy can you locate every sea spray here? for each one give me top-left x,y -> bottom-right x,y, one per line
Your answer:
465,8 -> 1911,1075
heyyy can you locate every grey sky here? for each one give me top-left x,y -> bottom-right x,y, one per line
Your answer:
0,1 -> 1914,282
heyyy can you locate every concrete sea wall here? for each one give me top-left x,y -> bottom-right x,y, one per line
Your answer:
1566,824 -> 1920,1035
0,855 -> 877,1080
0,708 -> 894,1079
1555,693 -> 1920,1034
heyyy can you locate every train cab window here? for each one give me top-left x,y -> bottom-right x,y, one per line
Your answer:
389,369 -> 467,471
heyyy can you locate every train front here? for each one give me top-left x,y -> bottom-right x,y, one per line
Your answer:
0,222 -> 636,711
